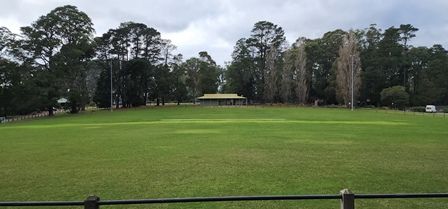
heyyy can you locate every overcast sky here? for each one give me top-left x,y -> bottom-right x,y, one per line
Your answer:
1,0 -> 447,65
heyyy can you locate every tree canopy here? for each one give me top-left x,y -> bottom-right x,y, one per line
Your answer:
1,6 -> 448,117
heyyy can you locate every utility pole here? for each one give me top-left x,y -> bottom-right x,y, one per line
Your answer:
119,59 -> 122,108
351,55 -> 354,111
110,60 -> 113,112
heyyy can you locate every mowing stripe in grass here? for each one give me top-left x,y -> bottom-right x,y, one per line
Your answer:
0,119 -> 408,129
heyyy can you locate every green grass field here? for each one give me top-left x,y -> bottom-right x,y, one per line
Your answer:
0,106 -> 447,209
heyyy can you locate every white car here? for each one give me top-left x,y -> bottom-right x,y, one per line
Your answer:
425,105 -> 437,113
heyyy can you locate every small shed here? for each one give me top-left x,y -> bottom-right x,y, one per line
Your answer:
197,94 -> 247,106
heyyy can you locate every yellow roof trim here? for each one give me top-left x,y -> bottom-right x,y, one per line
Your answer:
198,94 -> 246,99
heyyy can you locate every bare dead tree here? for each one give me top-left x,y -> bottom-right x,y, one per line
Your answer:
160,39 -> 176,66
335,31 -> 362,107
281,50 -> 293,103
282,39 -> 308,104
264,45 -> 279,103
294,40 -> 308,104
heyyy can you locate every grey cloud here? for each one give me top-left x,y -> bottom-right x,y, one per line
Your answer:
0,0 -> 447,65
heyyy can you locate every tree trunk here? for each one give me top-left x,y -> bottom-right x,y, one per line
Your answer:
162,97 -> 165,106
70,106 -> 79,114
144,92 -> 147,105
156,98 -> 160,106
48,107 -> 54,117
115,96 -> 119,109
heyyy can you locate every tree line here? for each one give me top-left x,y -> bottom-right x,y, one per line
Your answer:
0,5 -> 221,116
225,21 -> 448,108
92,22 -> 221,108
1,5 -> 447,117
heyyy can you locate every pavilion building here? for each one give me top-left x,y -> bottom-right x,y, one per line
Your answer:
197,94 -> 247,106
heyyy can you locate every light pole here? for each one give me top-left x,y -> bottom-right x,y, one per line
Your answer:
110,60 -> 113,112
350,55 -> 354,111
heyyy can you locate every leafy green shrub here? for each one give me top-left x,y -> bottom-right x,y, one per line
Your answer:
380,86 -> 410,109
409,106 -> 426,112
325,104 -> 344,108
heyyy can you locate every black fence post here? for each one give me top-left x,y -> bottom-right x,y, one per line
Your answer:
84,196 -> 100,209
340,189 -> 354,209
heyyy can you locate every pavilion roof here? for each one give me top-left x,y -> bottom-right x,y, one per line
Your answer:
197,94 -> 246,99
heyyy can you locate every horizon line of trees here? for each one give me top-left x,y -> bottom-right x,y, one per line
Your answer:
1,5 -> 448,117
224,21 -> 448,108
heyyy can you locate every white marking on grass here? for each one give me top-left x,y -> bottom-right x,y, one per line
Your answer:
175,129 -> 221,134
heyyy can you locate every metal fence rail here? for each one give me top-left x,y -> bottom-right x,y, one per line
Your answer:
1,189 -> 447,209
0,110 -> 67,124
0,201 -> 84,207
99,194 -> 342,205
355,193 -> 448,199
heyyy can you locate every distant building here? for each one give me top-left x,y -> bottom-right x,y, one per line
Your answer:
57,98 -> 68,104
197,94 -> 247,106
